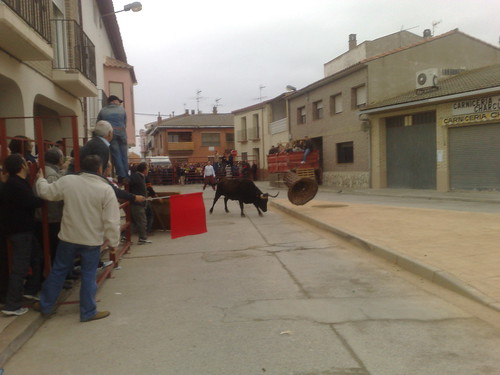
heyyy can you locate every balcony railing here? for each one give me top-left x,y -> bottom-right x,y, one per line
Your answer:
52,19 -> 96,85
247,126 -> 260,140
237,129 -> 247,142
2,0 -> 51,43
168,141 -> 194,151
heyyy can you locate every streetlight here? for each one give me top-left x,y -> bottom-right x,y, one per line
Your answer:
102,2 -> 142,17
119,2 -> 142,13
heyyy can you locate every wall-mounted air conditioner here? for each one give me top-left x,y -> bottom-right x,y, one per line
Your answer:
416,68 -> 438,89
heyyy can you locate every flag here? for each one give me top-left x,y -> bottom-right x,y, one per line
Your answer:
169,192 -> 207,239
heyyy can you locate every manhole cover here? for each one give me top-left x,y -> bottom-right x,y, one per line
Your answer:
311,204 -> 348,208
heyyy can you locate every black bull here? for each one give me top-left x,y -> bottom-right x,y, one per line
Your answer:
209,178 -> 279,217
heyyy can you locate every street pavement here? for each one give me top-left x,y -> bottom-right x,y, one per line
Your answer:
1,181 -> 500,370
266,184 -> 500,312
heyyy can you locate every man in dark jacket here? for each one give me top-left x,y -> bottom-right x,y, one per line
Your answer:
129,163 -> 152,244
1,154 -> 44,316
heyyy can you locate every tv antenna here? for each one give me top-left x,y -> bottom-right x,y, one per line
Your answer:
189,90 -> 206,114
253,85 -> 267,102
432,20 -> 441,36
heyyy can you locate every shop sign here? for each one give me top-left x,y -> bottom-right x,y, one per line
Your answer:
440,95 -> 500,126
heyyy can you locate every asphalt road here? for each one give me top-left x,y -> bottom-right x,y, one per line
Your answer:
4,191 -> 500,375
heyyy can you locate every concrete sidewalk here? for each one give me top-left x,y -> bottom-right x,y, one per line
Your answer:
270,188 -> 500,312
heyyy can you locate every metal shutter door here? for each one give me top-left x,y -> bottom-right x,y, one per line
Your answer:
386,112 -> 436,189
449,123 -> 500,190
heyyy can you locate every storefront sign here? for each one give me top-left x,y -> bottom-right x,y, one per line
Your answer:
440,95 -> 500,126
452,95 -> 500,115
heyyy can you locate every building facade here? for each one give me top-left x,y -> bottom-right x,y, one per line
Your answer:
232,93 -> 290,177
147,113 -> 234,165
0,0 -> 137,155
362,64 -> 500,191
286,29 -> 500,189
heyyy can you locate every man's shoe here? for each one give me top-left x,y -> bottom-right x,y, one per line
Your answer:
81,311 -> 110,322
2,307 -> 29,316
138,238 -> 152,244
98,260 -> 114,271
32,302 -> 55,318
23,294 -> 40,301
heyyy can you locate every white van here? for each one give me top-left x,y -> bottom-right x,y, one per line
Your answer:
148,156 -> 172,167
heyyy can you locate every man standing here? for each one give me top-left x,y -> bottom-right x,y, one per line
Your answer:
97,95 -> 129,183
129,162 -> 152,244
80,120 -> 113,171
1,154 -> 44,316
203,161 -> 216,190
35,155 -> 120,322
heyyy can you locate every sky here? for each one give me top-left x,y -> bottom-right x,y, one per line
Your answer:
111,0 -> 500,133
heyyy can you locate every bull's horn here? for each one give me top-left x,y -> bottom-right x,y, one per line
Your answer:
267,192 -> 279,198
260,193 -> 267,199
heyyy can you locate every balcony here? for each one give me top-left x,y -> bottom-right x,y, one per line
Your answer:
0,0 -> 52,61
51,19 -> 97,97
168,141 -> 194,151
269,117 -> 287,135
237,129 -> 247,142
247,126 -> 260,141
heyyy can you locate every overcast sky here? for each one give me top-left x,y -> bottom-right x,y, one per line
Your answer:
111,0 -> 500,132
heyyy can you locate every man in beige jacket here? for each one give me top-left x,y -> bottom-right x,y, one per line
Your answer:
35,155 -> 120,322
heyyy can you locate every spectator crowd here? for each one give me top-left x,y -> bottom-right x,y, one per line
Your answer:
0,130 -> 259,320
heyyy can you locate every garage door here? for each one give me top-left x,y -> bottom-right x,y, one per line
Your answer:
449,123 -> 500,190
386,112 -> 436,189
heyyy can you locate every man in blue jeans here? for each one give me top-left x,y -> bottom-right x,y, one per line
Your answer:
35,155 -> 120,322
97,95 -> 129,184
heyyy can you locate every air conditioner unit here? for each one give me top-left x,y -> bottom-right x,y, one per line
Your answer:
416,68 -> 438,89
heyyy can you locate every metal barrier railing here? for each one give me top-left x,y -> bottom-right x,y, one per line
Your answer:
0,116 -> 131,293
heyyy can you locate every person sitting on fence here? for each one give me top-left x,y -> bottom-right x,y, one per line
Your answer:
301,136 -> 313,164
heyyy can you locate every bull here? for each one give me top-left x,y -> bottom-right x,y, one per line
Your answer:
209,178 -> 279,217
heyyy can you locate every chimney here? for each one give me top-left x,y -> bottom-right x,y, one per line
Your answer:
191,109 -> 195,115
212,106 -> 218,114
423,29 -> 432,39
348,34 -> 357,50
157,112 -> 162,123
185,109 -> 189,115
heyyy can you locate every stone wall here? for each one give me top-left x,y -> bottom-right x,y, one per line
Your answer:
322,171 -> 369,189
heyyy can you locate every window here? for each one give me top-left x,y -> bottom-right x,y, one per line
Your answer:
337,141 -> 353,163
168,132 -> 192,142
251,113 -> 260,139
226,133 -> 235,149
352,85 -> 366,108
240,117 -> 247,141
313,100 -> 323,120
330,93 -> 343,115
202,133 -> 220,147
109,82 -> 124,106
297,106 -> 306,124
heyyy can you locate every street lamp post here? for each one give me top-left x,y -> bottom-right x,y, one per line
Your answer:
102,2 -> 142,17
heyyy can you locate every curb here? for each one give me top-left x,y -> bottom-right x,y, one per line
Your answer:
0,311 -> 44,367
270,201 -> 500,313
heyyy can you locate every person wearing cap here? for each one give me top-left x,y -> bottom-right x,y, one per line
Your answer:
97,95 -> 129,184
